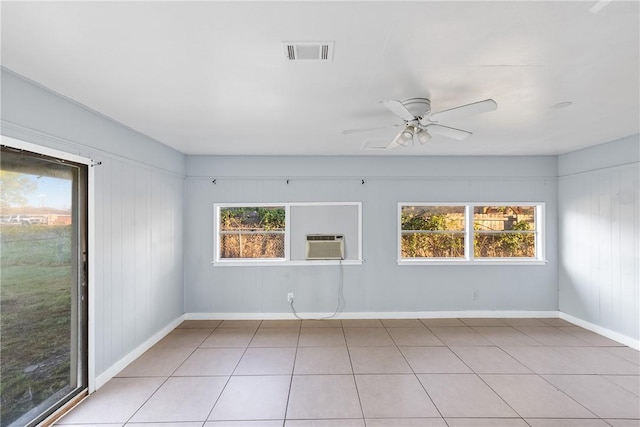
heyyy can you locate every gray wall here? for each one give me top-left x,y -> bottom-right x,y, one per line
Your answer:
558,135 -> 640,342
1,68 -> 186,377
6,63 -> 637,379
185,155 -> 558,314
290,204 -> 359,261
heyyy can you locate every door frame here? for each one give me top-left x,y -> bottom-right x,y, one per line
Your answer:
0,135 -> 96,396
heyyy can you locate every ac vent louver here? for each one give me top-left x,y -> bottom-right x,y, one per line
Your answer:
283,41 -> 334,61
306,234 -> 344,260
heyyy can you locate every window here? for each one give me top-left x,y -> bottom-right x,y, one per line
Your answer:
218,206 -> 286,260
473,205 -> 537,258
399,203 -> 544,264
400,205 -> 466,259
214,202 -> 362,265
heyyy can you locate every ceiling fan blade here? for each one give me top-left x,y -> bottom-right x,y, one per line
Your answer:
426,124 -> 472,140
381,100 -> 416,121
342,123 -> 401,135
385,128 -> 407,149
429,99 -> 497,122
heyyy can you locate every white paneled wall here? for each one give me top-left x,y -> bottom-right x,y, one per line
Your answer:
93,159 -> 184,375
1,69 -> 186,381
559,136 -> 640,343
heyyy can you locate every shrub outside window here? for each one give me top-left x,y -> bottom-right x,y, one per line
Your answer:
399,203 -> 544,264
474,205 -> 536,258
219,206 -> 286,259
400,205 -> 466,258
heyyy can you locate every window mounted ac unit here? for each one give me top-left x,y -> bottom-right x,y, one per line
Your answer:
306,234 -> 344,260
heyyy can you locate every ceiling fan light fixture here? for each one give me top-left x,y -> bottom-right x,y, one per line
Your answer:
398,126 -> 414,146
416,128 -> 431,145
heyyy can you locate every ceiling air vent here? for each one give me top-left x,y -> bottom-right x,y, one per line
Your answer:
361,139 -> 390,150
283,41 -> 334,61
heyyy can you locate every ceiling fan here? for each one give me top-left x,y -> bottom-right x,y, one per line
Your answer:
343,97 -> 497,149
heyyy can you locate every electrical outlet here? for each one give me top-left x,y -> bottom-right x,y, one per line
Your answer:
287,293 -> 294,303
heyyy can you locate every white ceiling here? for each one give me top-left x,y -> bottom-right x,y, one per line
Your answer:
1,1 -> 639,156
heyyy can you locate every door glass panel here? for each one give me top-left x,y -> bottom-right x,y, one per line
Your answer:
1,146 -> 87,426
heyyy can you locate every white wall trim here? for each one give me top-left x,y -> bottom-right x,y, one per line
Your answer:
94,314 -> 185,390
185,310 -> 560,320
1,120 -> 185,178
558,160 -> 639,179
87,156 -> 96,393
559,312 -> 640,350
1,134 -> 95,165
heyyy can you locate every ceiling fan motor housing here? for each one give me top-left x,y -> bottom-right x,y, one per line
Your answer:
402,98 -> 431,118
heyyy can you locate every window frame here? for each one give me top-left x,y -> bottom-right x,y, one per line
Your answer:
398,203 -> 469,261
213,202 -> 363,266
214,203 -> 290,264
398,202 -> 545,265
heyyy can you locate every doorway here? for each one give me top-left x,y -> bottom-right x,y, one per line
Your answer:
1,141 -> 89,426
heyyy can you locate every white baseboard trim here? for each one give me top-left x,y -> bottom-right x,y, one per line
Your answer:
186,310 -> 637,348
185,310 -> 560,320
92,310 -> 638,393
94,314 -> 186,390
559,312 -> 640,350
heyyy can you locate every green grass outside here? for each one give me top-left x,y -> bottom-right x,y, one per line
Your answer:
1,225 -> 72,426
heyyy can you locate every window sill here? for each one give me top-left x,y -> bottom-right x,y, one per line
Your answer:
212,259 -> 364,267
397,259 -> 547,266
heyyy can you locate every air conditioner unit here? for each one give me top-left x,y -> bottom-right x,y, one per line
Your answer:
306,234 -> 344,260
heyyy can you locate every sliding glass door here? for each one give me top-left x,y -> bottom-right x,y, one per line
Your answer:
1,143 -> 88,426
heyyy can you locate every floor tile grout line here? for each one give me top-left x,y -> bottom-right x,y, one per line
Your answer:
513,323 -> 590,346
203,320 -> 263,423
64,318 -> 639,426
121,374 -> 172,425
392,331 -> 449,424
514,326 -> 564,347
534,371 -> 603,420
280,320 -> 302,426
469,359 -> 534,425
120,326 -> 221,425
344,325 -> 369,423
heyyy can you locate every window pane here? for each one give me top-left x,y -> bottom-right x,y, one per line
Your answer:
219,206 -> 286,259
1,149 -> 86,425
473,206 -> 536,258
474,232 -> 536,258
401,233 -> 465,258
473,206 -> 535,231
220,233 -> 285,259
401,206 -> 465,231
220,207 -> 285,232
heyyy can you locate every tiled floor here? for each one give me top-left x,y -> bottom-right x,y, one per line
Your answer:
56,318 -> 640,427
